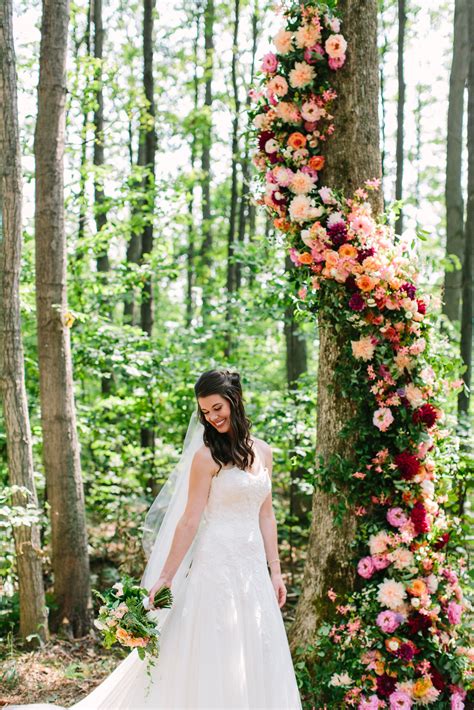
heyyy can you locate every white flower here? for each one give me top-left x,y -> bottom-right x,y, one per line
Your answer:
329,672 -> 353,687
112,582 -> 124,596
142,596 -> 151,610
94,618 -> 106,630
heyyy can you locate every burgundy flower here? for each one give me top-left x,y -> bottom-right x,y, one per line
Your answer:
356,247 -> 375,264
327,221 -> 348,248
396,641 -> 418,661
407,613 -> 431,636
433,532 -> 450,550
394,451 -> 421,480
376,673 -> 397,698
412,403 -> 439,428
429,665 -> 447,692
411,501 -> 430,534
400,282 -> 417,299
258,130 -> 275,151
345,274 -> 358,293
348,293 -> 365,311
416,298 -> 427,315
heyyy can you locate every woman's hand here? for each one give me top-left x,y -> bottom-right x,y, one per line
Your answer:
271,572 -> 287,608
148,575 -> 173,607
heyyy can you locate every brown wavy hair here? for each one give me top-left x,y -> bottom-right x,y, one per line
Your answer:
194,369 -> 255,475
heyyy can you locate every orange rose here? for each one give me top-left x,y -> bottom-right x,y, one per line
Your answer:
407,579 -> 428,596
356,274 -> 378,292
308,155 -> 325,171
274,217 -> 291,231
287,132 -> 307,149
338,244 -> 358,258
385,637 -> 402,654
298,251 -> 313,264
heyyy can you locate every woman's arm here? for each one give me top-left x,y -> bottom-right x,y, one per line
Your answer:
258,443 -> 286,608
148,449 -> 214,604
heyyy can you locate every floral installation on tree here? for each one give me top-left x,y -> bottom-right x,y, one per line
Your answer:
248,1 -> 473,708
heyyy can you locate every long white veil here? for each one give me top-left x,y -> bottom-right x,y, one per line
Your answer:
139,408 -> 205,631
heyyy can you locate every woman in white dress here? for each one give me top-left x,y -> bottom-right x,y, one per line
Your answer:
8,369 -> 303,710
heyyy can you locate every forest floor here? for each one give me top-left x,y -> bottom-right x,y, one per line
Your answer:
0,635 -> 124,708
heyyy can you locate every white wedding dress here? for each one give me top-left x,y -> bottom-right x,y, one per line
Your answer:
8,459 -> 302,710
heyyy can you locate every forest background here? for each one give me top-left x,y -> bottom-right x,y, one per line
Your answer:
0,0 -> 472,706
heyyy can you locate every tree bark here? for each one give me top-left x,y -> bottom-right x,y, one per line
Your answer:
459,0 -> 473,417
395,0 -> 405,236
140,0 -> 156,339
289,0 -> 383,651
0,0 -> 49,644
443,0 -> 469,324
34,0 -> 91,637
226,0 -> 240,301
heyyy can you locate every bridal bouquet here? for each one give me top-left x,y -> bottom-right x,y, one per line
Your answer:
92,575 -> 173,664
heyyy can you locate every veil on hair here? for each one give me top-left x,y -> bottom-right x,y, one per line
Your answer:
140,408 -> 205,631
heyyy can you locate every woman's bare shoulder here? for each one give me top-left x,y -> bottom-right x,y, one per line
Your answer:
192,444 -> 219,475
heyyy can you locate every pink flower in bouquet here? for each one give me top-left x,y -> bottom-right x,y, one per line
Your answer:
325,33 -> 347,59
261,52 -> 278,73
289,61 -> 316,88
372,554 -> 391,571
289,170 -> 316,195
267,75 -> 288,97
373,407 -> 394,432
451,692 -> 465,710
304,43 -> 324,64
387,507 -> 408,528
377,578 -> 407,609
369,530 -> 391,555
447,601 -> 463,625
376,610 -> 402,633
350,214 -> 375,237
318,186 -> 337,204
273,166 -> 294,187
329,56 -> 346,70
389,691 -> 412,709
289,195 -> 321,222
275,101 -> 301,123
405,383 -> 425,408
326,16 -> 341,33
357,556 -> 375,579
273,28 -> 293,55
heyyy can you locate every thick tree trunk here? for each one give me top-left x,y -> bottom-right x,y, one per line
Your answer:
290,0 -> 383,651
459,1 -> 473,417
0,0 -> 49,644
394,0 -> 405,236
443,0 -> 469,324
34,0 -> 91,637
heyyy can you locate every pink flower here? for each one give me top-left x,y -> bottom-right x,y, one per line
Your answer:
377,578 -> 406,609
267,75 -> 288,97
387,507 -> 408,528
318,186 -> 337,204
329,55 -> 346,70
261,52 -> 278,73
372,554 -> 391,571
451,693 -> 465,710
373,407 -> 394,432
447,601 -> 463,625
325,33 -> 348,59
357,556 -> 375,579
358,696 -> 380,710
389,691 -> 412,709
376,610 -> 402,633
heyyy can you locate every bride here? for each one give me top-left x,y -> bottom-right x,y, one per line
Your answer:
8,369 -> 303,710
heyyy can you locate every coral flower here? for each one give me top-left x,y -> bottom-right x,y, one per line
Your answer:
298,251 -> 313,265
287,132 -> 307,149
273,28 -> 293,55
339,244 -> 357,258
289,61 -> 316,88
407,579 -> 427,597
308,155 -> 325,171
356,274 -> 378,292
325,33 -> 348,59
267,75 -> 289,97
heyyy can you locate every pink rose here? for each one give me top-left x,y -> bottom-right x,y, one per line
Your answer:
329,55 -> 346,70
447,601 -> 462,625
357,556 -> 375,579
261,52 -> 278,74
325,33 -> 347,59
376,610 -> 402,633
387,507 -> 408,528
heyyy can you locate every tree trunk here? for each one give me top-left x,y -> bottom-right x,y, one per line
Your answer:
140,0 -> 156,339
0,0 -> 49,644
236,0 -> 258,291
459,1 -> 473,417
394,0 -> 405,236
34,0 -> 91,637
443,0 -> 469,324
290,0 -> 383,651
199,0 -> 214,324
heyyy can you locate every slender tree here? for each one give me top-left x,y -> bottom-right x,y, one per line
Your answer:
34,0 -> 91,636
443,0 -> 469,324
226,0 -> 241,301
459,0 -> 473,417
290,0 -> 383,649
395,0 -> 405,236
0,0 -> 49,643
